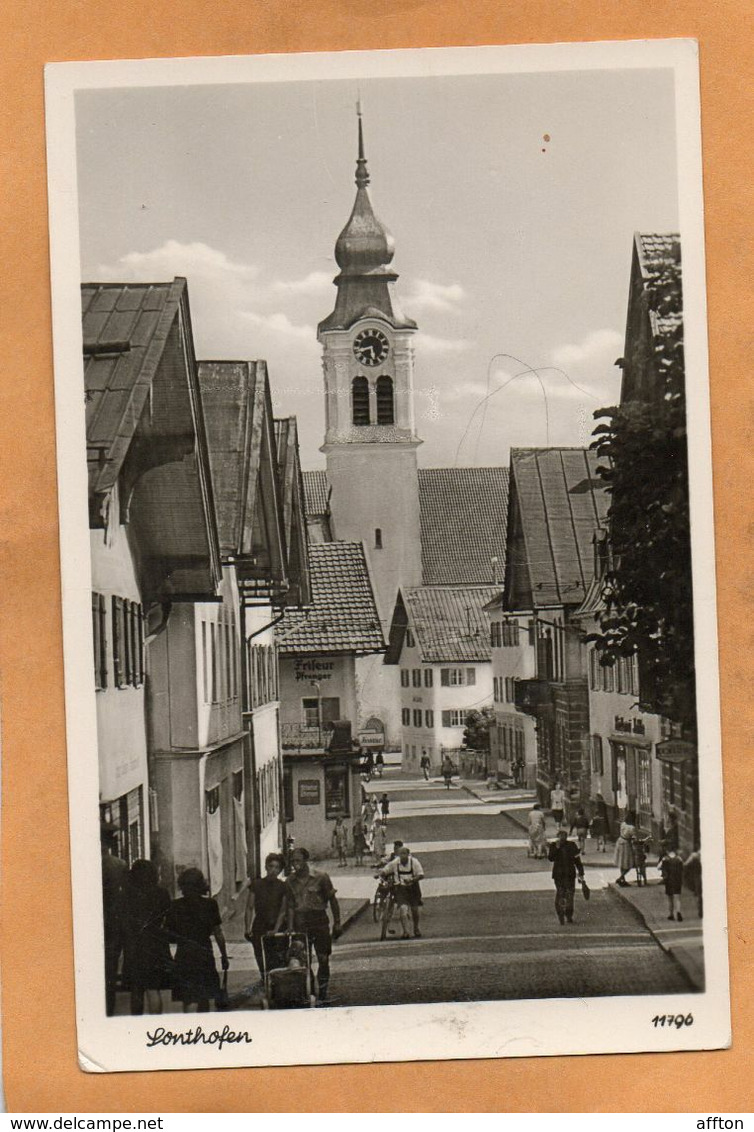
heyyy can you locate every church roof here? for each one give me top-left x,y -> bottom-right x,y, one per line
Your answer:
395,585 -> 497,664
276,542 -> 385,657
301,465 -> 510,587
417,467 -> 510,586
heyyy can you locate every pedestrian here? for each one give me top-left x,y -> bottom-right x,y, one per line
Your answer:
420,750 -> 431,781
362,749 -> 374,781
101,821 -> 128,1016
527,803 -> 548,859
332,815 -> 349,866
352,815 -> 367,867
590,797 -> 607,852
283,847 -> 341,1004
548,830 -> 586,925
166,868 -> 229,1013
441,755 -> 455,789
123,858 -> 173,1015
372,819 -> 388,864
569,806 -> 590,855
244,852 -> 287,981
550,781 -> 566,828
614,811 -> 637,886
375,752 -> 385,778
379,792 -> 390,819
685,849 -> 703,918
594,791 -> 611,844
659,810 -> 680,863
660,848 -> 685,921
380,846 -> 425,939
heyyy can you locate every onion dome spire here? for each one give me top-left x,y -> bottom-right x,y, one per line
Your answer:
319,104 -> 416,333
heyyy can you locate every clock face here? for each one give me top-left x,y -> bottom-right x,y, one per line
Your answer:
353,328 -> 390,367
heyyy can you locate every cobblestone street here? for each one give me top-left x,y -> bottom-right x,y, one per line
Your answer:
324,771 -> 693,1007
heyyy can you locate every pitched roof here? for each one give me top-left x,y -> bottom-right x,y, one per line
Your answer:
401,585 -> 497,664
274,417 -> 312,608
635,232 -> 682,338
418,467 -> 509,585
505,448 -> 609,610
276,542 -> 385,656
82,280 -> 183,499
302,469 -> 330,517
197,360 -> 287,594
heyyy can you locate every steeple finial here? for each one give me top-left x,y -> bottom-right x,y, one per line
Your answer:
355,100 -> 370,189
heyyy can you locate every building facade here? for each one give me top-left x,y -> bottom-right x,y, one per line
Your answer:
484,598 -> 538,786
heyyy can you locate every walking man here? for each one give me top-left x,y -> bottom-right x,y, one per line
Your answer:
283,847 -> 341,1004
420,750 -> 431,781
548,830 -> 585,925
379,792 -> 390,819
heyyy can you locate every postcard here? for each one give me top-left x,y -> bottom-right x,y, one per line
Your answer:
44,39 -> 729,1072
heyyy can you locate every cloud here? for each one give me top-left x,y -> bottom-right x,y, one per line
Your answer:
241,310 -> 316,342
415,331 -> 470,355
272,270 -> 332,296
101,240 -> 260,284
406,278 -> 466,313
549,328 -> 623,371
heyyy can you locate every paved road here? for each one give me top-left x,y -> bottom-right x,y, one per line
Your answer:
325,771 -> 692,1007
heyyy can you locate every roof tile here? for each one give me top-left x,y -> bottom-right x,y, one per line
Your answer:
403,585 -> 497,663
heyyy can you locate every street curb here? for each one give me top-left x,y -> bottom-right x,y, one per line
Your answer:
607,883 -> 704,992
340,897 -> 370,933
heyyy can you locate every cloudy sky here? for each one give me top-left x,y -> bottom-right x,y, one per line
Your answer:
75,65 -> 678,469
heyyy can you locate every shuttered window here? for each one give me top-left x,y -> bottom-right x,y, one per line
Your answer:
112,596 -> 126,688
92,593 -> 107,689
352,377 -> 370,426
376,375 -> 394,425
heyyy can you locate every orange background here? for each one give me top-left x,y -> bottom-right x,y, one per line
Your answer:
2,0 -> 753,1113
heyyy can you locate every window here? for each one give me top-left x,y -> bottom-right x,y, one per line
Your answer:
412,668 -> 422,687
504,677 -> 516,702
617,656 -> 629,695
631,653 -> 640,697
376,375 -> 394,425
303,698 -> 319,728
604,663 -> 615,693
406,629 -> 415,649
352,376 -> 370,425
441,709 -> 467,728
400,668 -> 410,687
423,668 -> 433,688
425,710 -> 434,728
440,668 -> 476,687
92,593 -> 107,689
211,623 -> 219,702
374,528 -> 383,549
402,708 -> 411,726
490,621 -> 502,648
589,649 -> 600,691
591,734 -> 604,775
413,709 -> 422,728
202,621 -> 209,702
638,749 -> 652,809
112,596 -> 126,688
502,621 -> 520,647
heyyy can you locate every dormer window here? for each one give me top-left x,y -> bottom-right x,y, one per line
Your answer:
352,376 -> 370,426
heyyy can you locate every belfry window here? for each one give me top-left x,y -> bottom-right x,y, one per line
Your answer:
376,375 -> 395,425
352,376 -> 370,426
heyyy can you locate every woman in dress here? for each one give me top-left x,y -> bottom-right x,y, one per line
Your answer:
166,867 -> 229,1012
614,810 -> 637,886
123,859 -> 173,1015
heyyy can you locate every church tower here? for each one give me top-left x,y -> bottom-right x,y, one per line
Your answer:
318,109 -> 423,630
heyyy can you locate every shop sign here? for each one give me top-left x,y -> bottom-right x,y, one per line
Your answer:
294,659 -> 335,683
655,739 -> 697,764
297,778 -> 321,805
358,731 -> 384,749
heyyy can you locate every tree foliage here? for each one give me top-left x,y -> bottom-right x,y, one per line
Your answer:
463,706 -> 496,751
590,260 -> 696,730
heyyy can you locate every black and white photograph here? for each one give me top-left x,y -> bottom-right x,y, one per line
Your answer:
45,40 -> 729,1071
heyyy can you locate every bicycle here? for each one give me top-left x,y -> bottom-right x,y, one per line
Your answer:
372,876 -> 396,940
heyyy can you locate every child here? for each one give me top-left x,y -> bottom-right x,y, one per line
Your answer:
332,816 -> 348,867
352,816 -> 367,867
286,939 -> 308,969
589,812 -> 606,852
569,807 -> 590,855
660,849 -> 684,921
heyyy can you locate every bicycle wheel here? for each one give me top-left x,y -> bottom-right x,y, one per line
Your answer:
380,893 -> 394,940
372,892 -> 383,923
